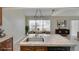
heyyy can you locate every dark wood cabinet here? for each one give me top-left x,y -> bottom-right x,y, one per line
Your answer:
20,46 -> 70,51
0,7 -> 2,25
0,37 -> 13,51
55,29 -> 70,36
48,47 -> 70,51
20,46 -> 47,51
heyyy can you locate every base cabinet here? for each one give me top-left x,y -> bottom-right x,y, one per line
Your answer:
0,37 -> 13,51
20,46 -> 47,51
48,47 -> 70,51
20,46 -> 70,51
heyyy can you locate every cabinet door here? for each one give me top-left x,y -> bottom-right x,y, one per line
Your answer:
0,7 -> 2,25
1,37 -> 13,51
20,46 -> 35,51
34,46 -> 47,51
48,47 -> 70,51
0,43 -> 2,50
20,46 -> 47,51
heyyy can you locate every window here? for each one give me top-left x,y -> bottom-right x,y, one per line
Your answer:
29,20 -> 50,32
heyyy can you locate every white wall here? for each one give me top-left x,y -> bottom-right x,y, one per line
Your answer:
2,9 -> 25,50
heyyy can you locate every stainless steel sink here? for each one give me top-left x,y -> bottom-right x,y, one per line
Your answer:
26,37 -> 44,42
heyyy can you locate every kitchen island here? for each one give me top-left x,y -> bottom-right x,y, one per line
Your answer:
20,34 -> 77,51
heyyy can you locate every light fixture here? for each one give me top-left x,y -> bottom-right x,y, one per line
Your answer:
34,8 -> 43,32
34,8 -> 43,20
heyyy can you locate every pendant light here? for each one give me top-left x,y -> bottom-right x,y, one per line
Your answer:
34,8 -> 43,32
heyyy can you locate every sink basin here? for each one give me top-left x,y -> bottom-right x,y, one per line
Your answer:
26,37 -> 44,42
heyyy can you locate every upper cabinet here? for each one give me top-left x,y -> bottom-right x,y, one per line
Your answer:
0,7 -> 2,25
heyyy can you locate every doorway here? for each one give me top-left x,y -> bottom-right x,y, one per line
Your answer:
70,20 -> 79,37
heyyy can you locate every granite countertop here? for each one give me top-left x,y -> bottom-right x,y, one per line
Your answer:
0,35 -> 12,43
20,34 -> 78,47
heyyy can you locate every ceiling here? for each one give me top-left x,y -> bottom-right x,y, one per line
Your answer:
3,7 -> 79,16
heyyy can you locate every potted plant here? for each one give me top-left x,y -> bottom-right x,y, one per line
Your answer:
25,25 -> 29,35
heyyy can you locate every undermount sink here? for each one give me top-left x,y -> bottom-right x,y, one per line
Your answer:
26,36 -> 44,42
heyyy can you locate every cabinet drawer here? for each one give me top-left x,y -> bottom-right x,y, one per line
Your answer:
20,46 -> 47,51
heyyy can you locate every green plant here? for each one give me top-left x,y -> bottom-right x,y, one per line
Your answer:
25,26 -> 29,34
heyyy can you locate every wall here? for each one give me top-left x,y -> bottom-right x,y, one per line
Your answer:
2,9 -> 25,50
